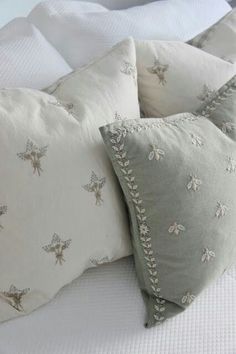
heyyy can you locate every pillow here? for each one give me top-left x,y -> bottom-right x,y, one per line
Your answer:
0,38 -> 140,323
0,0 -> 107,29
188,9 -> 236,64
0,18 -> 72,89
136,41 -> 236,117
28,0 -> 231,68
100,75 -> 236,327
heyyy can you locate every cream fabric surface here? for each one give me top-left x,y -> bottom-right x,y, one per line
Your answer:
136,41 -> 236,117
0,38 -> 139,323
189,9 -> 236,64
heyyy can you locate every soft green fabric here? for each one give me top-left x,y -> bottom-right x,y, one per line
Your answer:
100,75 -> 236,328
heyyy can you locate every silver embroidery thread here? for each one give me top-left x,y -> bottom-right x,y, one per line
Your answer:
181,292 -> 195,305
147,58 -> 169,85
17,139 -> 48,176
215,202 -> 229,219
168,222 -> 185,236
1,285 -> 30,312
191,134 -> 204,147
148,144 -> 165,161
107,122 -> 166,325
201,248 -> 215,263
226,157 -> 236,173
43,233 -> 71,265
197,84 -> 216,102
121,61 -> 137,83
187,174 -> 202,192
0,205 -> 7,231
83,171 -> 106,206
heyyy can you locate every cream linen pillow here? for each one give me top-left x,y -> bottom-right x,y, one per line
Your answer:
136,41 -> 235,117
0,38 -> 140,322
189,9 -> 236,64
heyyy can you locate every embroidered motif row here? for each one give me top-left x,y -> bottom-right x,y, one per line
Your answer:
198,75 -> 236,119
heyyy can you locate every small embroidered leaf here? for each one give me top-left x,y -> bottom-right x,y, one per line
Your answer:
181,292 -> 195,304
90,256 -> 111,267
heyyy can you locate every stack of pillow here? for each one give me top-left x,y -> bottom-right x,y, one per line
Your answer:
0,0 -> 235,328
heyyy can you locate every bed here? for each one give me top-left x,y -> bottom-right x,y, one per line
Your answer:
0,258 -> 236,354
0,1 -> 235,353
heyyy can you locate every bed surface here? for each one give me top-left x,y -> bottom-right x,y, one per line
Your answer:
0,257 -> 235,354
0,1 -> 235,352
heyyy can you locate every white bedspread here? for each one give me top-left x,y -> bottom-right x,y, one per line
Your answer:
0,257 -> 235,354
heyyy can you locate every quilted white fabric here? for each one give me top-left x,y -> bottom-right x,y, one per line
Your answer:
0,0 -> 107,28
28,0 -> 231,68
0,257 -> 235,354
0,17 -> 72,89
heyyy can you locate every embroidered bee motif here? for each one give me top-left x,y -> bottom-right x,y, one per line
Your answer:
50,100 -> 77,118
197,84 -> 216,102
83,171 -> 106,206
115,112 -> 126,121
221,121 -> 235,134
215,202 -> 229,219
148,144 -> 165,161
1,285 -> 30,312
17,139 -> 48,176
181,292 -> 195,305
43,233 -> 71,265
168,222 -> 185,236
147,58 -> 169,85
187,175 -> 202,192
0,205 -> 7,231
121,61 -> 137,83
190,134 -> 204,147
201,248 -> 215,263
226,157 -> 236,173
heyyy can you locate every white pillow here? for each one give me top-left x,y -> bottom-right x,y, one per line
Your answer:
0,18 -> 72,89
136,40 -> 236,117
0,38 -> 139,323
28,0 -> 231,68
0,0 -> 107,29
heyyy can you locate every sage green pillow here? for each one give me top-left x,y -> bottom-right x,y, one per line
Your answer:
100,75 -> 236,328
